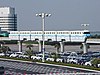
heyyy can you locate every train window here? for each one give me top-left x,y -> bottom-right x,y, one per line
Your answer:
83,32 -> 90,34
66,32 -> 68,34
77,32 -> 79,34
71,32 -> 72,34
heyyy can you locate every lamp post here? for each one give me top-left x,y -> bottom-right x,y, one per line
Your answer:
36,13 -> 51,62
81,24 -> 89,30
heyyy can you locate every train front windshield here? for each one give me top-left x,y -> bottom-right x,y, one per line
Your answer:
83,32 -> 91,37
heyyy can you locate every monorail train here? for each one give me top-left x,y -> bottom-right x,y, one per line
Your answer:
0,32 -> 9,37
9,30 -> 91,42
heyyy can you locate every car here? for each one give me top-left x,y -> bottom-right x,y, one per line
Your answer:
0,53 -> 10,56
0,53 -> 5,56
56,57 -> 64,62
18,54 -> 29,59
98,64 -> 100,67
69,52 -> 78,57
67,57 -> 78,64
77,56 -> 91,65
10,52 -> 23,57
46,57 -> 54,62
31,55 -> 42,60
84,60 -> 92,66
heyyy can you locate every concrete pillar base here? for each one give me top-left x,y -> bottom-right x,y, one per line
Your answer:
18,40 -> 22,52
60,42 -> 64,53
38,41 -> 42,52
82,43 -> 88,54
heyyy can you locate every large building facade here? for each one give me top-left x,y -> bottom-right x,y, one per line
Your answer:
0,7 -> 17,32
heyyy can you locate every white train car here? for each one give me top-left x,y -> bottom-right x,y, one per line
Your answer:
30,31 -> 42,41
19,31 -> 31,40
9,30 -> 90,42
68,30 -> 89,42
9,31 -> 20,40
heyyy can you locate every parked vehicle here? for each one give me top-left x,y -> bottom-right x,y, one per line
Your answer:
0,53 -> 5,56
78,56 -> 91,65
67,57 -> 78,64
31,55 -> 42,60
56,57 -> 64,62
84,60 -> 92,66
10,52 -> 23,57
98,64 -> 100,67
18,54 -> 29,59
46,57 -> 54,62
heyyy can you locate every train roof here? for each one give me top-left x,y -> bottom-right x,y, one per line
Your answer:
10,30 -> 89,32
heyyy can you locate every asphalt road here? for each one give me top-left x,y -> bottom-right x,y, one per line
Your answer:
0,59 -> 99,75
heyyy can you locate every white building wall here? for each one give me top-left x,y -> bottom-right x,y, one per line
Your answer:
0,7 -> 17,32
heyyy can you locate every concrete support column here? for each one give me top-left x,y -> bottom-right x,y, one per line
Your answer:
18,40 -> 22,52
0,44 -> 3,47
38,41 -> 42,52
60,42 -> 64,53
82,43 -> 88,54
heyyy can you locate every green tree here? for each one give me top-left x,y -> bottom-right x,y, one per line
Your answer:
26,44 -> 34,50
91,58 -> 100,68
54,43 -> 60,54
26,44 -> 34,59
0,46 -> 11,56
25,49 -> 33,59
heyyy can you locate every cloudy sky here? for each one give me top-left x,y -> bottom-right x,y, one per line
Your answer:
0,0 -> 100,31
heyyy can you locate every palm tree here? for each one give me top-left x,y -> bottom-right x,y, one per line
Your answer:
0,46 -> 11,56
54,43 -> 60,54
25,49 -> 33,59
26,44 -> 34,50
26,44 -> 34,59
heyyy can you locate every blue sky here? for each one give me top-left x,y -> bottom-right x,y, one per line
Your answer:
0,0 -> 100,31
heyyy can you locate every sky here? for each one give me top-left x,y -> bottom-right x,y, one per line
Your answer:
0,0 -> 100,31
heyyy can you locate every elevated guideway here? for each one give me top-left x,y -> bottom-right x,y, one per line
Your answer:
0,37 -> 100,44
0,37 -> 11,40
86,39 -> 100,44
0,36 -> 100,54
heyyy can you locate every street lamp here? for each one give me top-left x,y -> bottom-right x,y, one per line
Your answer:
81,24 -> 89,30
36,13 -> 51,62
